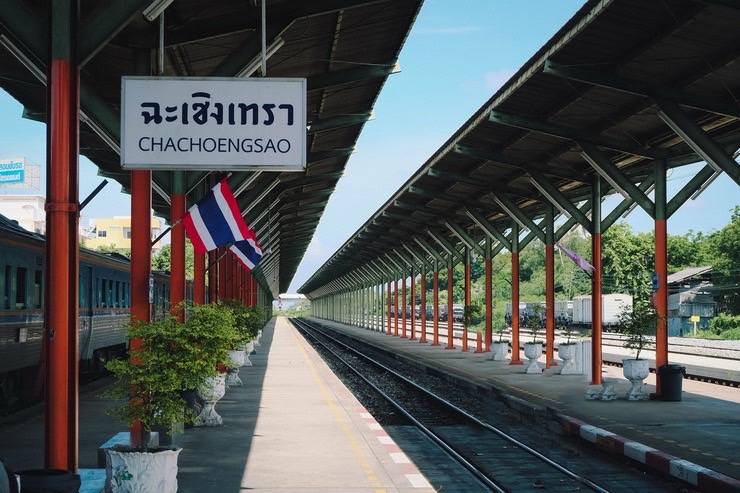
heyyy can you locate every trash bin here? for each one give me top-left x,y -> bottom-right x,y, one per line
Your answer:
658,364 -> 686,402
15,469 -> 80,493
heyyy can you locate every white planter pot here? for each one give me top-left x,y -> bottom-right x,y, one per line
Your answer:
491,342 -> 509,361
195,374 -> 227,426
622,358 -> 650,401
523,342 -> 543,374
105,447 -> 181,493
558,344 -> 578,375
242,341 -> 255,367
225,350 -> 246,386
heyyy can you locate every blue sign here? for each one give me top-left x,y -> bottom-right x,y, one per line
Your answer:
0,160 -> 24,184
651,273 -> 659,291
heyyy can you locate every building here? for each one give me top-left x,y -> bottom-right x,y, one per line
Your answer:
0,194 -> 46,233
85,216 -> 163,254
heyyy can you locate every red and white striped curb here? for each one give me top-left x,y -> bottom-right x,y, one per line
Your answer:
557,414 -> 740,493
358,407 -> 433,489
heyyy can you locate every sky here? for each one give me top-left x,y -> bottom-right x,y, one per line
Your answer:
0,1 -> 738,295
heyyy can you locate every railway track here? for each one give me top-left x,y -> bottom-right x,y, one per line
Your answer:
291,317 -> 692,493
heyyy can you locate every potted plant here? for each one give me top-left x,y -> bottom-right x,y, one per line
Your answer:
491,320 -> 510,361
523,304 -> 545,374
557,325 -> 579,375
183,301 -> 240,426
103,315 -> 213,492
617,298 -> 658,400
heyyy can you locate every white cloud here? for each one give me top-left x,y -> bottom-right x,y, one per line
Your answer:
484,68 -> 517,92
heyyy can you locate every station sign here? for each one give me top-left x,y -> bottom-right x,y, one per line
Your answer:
0,158 -> 25,184
121,76 -> 306,171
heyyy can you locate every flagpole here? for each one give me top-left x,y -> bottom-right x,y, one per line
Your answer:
151,217 -> 182,247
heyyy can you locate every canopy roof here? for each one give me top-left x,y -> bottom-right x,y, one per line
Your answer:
0,0 -> 423,297
299,0 -> 740,297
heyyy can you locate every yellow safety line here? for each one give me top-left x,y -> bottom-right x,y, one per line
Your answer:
291,326 -> 387,493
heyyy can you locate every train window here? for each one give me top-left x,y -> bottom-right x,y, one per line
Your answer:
101,279 -> 107,307
96,278 -> 101,308
34,270 -> 42,308
79,275 -> 84,308
108,280 -> 114,308
2,265 -> 9,310
16,267 -> 27,309
115,281 -> 120,307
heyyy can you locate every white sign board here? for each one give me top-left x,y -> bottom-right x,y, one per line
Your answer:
121,76 -> 306,171
0,158 -> 25,184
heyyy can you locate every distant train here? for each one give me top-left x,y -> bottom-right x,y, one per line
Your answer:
506,294 -> 633,329
0,214 -> 184,416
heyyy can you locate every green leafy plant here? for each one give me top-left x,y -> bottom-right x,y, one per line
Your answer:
463,302 -> 485,333
222,301 -> 267,346
560,325 -> 578,345
104,316 -> 214,448
181,301 -> 240,367
526,304 -> 545,345
617,299 -> 659,360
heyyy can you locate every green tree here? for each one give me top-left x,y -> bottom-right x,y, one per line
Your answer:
706,206 -> 740,314
601,222 -> 654,300
151,241 -> 195,279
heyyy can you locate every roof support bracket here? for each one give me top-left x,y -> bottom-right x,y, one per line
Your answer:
490,192 -> 545,242
579,141 -> 656,218
528,171 -> 592,230
656,99 -> 740,186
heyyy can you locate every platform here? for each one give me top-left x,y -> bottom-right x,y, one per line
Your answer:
306,316 -> 740,492
0,317 -> 434,492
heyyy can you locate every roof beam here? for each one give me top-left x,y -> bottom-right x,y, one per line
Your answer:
444,221 -> 485,257
489,110 -> 663,159
426,168 -> 537,200
656,100 -> 740,186
543,59 -> 740,119
307,63 -> 399,92
402,244 -> 434,271
454,143 -> 586,183
308,112 -> 374,134
426,228 -> 463,263
528,171 -> 592,230
579,141 -> 656,217
464,207 -> 512,251
490,192 -> 545,242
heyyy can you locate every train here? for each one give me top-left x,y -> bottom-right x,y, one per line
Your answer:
0,214 -> 180,416
506,294 -> 633,329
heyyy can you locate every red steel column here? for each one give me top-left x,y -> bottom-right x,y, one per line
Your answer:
545,206 -> 556,367
420,270 -> 427,343
591,179 -> 603,385
129,170 -> 152,446
410,273 -> 417,340
463,253 -> 470,352
386,281 -> 392,335
654,160 -> 669,395
484,238 -> 493,352
393,279 -> 399,336
510,224 -> 523,365
45,1 -> 80,468
432,268 -> 440,346
170,175 -> 185,321
401,277 -> 407,338
446,265 -> 455,349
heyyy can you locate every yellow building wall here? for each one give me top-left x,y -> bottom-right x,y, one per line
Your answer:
86,216 -> 162,252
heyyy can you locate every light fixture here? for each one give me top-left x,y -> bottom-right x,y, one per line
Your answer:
529,178 -> 571,218
580,151 -> 631,199
143,0 -> 175,22
235,38 -> 286,78
657,110 -> 723,174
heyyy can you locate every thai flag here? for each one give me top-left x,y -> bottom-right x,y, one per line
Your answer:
555,243 -> 595,274
182,179 -> 258,255
229,239 -> 263,271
